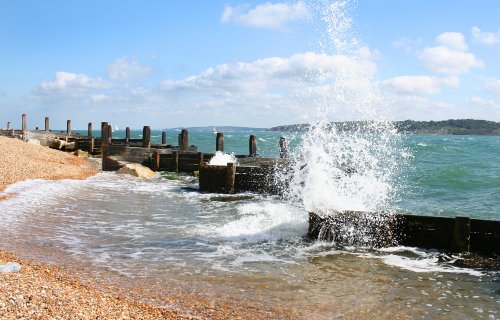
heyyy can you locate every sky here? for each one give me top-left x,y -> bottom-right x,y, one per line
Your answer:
1,0 -> 500,129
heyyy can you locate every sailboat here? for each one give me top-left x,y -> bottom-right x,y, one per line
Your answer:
212,127 -> 217,134
115,124 -> 119,132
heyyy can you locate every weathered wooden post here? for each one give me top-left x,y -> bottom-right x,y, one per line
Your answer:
7,122 -> 11,130
162,131 -> 167,145
216,132 -> 224,152
88,122 -> 92,138
142,126 -> 151,148
452,216 -> 470,252
66,120 -> 72,135
21,114 -> 26,131
226,162 -> 236,194
180,129 -> 188,152
153,151 -> 161,171
89,138 -> 95,154
172,151 -> 179,172
125,127 -> 130,143
107,124 -> 113,141
249,135 -> 257,157
45,117 -> 50,133
197,152 -> 204,167
101,122 -> 109,147
21,114 -> 27,140
279,137 -> 287,158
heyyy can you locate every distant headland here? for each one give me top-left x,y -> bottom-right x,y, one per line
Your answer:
268,119 -> 500,136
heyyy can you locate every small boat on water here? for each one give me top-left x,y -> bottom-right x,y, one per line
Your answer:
212,127 -> 217,134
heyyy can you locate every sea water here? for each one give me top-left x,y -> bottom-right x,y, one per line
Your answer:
0,133 -> 498,318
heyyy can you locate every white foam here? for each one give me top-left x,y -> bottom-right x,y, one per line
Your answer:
208,151 -> 238,166
198,202 -> 308,242
380,254 -> 483,276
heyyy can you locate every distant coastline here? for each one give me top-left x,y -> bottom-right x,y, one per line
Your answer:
268,119 -> 500,136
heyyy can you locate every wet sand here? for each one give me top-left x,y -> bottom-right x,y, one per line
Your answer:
0,136 -> 280,319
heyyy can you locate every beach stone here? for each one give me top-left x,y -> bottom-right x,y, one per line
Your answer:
116,163 -> 156,179
47,139 -> 67,150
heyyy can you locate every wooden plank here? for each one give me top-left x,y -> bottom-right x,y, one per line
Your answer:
470,219 -> 500,234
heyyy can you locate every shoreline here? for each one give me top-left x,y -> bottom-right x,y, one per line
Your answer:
0,136 -> 285,319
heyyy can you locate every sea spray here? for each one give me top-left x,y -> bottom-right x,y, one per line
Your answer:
278,0 -> 408,244
209,151 -> 238,166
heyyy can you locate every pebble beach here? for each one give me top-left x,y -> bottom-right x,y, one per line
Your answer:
0,136 -> 269,320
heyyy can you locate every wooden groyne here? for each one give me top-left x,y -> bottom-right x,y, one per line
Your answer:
308,212 -> 500,254
3,113 -> 499,257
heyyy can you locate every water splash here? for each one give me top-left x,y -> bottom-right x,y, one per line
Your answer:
209,151 -> 238,165
280,0 -> 408,240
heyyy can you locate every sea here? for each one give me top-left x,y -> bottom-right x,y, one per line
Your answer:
0,130 -> 498,319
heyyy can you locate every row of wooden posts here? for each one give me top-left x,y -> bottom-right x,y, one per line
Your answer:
5,114 -> 288,158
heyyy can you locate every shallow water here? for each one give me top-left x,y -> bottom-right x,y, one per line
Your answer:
1,162 -> 498,318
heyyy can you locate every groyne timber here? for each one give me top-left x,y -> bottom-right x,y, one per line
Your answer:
1,114 -> 499,256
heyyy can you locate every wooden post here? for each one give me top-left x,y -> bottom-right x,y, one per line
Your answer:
249,135 -> 257,157
197,152 -> 204,167
21,114 -> 26,131
279,137 -> 287,158
45,117 -> 50,133
125,127 -> 130,143
153,151 -> 161,171
452,216 -> 470,252
89,137 -> 95,154
101,122 -> 109,146
21,114 -> 27,140
7,122 -> 11,130
88,122 -> 92,138
180,129 -> 188,152
107,124 -> 112,141
172,151 -> 179,172
67,120 -> 71,135
142,126 -> 151,148
216,132 -> 224,152
226,162 -> 236,194
162,131 -> 166,145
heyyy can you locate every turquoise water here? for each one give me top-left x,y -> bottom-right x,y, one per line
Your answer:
78,129 -> 500,220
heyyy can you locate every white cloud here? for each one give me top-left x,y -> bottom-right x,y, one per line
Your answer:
482,78 -> 500,97
436,32 -> 468,51
471,27 -> 500,45
466,96 -> 497,107
161,52 -> 377,95
107,57 -> 152,81
382,75 -> 459,95
419,32 -> 483,75
37,72 -> 111,96
221,1 -> 311,29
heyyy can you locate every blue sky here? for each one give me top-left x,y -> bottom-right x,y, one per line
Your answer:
1,0 -> 500,129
